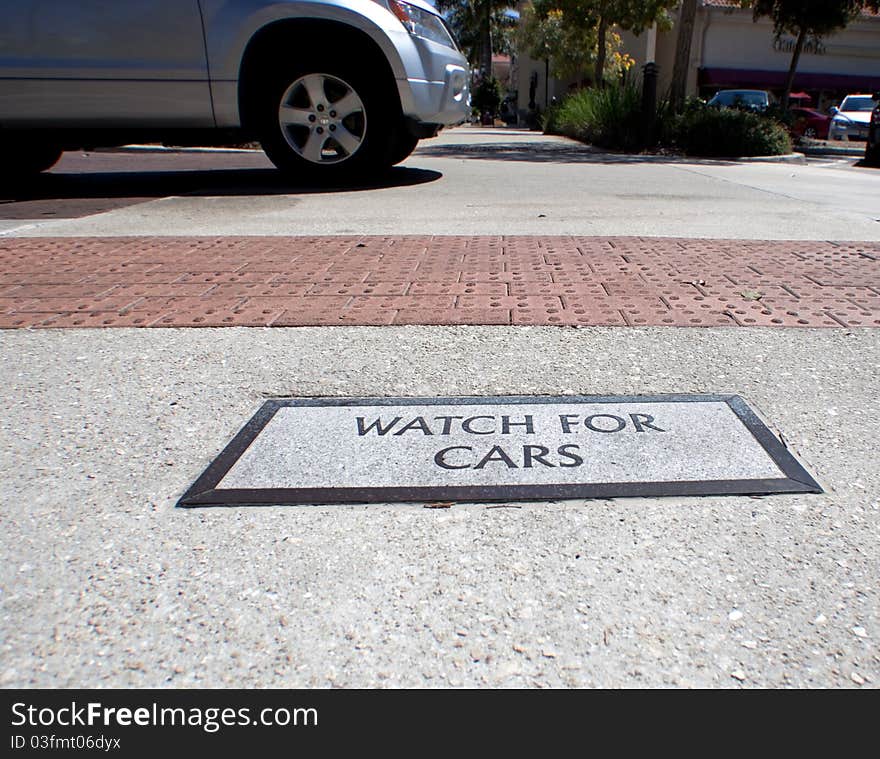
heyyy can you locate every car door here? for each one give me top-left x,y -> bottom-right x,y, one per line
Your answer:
0,0 -> 213,127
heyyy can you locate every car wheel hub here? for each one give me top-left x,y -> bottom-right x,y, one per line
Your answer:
278,73 -> 366,165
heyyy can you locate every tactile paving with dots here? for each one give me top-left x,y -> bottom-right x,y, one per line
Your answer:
0,236 -> 878,328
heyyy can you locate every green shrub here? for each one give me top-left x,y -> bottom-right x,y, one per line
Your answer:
472,76 -> 502,117
548,78 -> 647,151
548,83 -> 792,157
656,96 -> 699,146
541,101 -> 561,134
763,103 -> 794,129
671,105 -> 792,157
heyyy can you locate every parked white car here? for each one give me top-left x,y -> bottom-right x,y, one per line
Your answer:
828,94 -> 877,142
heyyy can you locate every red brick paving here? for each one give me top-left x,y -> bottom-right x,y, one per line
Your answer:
0,236 -> 878,328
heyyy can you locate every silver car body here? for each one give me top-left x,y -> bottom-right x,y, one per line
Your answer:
0,0 -> 469,132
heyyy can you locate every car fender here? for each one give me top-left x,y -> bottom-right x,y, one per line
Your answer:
199,0 -> 423,126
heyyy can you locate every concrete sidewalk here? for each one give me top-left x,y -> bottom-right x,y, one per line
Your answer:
1,326 -> 877,688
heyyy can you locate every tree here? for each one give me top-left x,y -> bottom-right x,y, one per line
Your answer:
670,0 -> 697,112
585,1 -> 676,87
519,3 -> 597,81
437,0 -> 517,75
520,0 -> 675,87
746,0 -> 880,108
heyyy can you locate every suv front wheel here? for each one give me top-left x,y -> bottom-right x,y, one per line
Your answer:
258,57 -> 402,179
389,132 -> 419,166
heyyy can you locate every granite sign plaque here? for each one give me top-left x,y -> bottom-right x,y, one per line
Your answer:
178,395 -> 821,507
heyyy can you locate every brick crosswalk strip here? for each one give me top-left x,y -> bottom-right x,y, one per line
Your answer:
1,236 -> 878,328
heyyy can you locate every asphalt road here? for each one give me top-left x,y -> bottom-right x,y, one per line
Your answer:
2,127 -> 878,240
1,128 -> 878,688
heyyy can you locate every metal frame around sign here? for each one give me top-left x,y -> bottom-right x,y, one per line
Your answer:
177,394 -> 823,507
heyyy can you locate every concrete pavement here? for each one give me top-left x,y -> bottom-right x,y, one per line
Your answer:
1,326 -> 877,687
1,127 -> 878,689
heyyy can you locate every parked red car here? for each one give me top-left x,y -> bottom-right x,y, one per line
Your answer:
790,107 -> 830,139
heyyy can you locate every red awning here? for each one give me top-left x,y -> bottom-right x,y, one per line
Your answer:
699,68 -> 880,92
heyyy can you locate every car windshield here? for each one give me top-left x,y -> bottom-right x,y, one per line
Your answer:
717,92 -> 766,106
840,96 -> 876,112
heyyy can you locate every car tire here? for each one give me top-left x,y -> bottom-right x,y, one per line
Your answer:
2,143 -> 62,179
388,132 -> 419,166
257,52 -> 400,180
803,127 -> 817,139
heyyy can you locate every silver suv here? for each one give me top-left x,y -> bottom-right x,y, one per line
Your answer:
0,0 -> 470,178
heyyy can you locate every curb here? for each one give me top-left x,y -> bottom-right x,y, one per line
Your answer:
799,146 -> 866,158
550,135 -> 809,165
730,152 -> 806,165
601,147 -> 808,165
104,141 -> 813,164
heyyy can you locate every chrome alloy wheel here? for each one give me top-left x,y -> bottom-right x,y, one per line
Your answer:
278,73 -> 367,165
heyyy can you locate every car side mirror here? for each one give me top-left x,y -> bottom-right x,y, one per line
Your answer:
829,106 -> 839,115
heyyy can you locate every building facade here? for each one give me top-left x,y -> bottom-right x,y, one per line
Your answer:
515,0 -> 880,120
